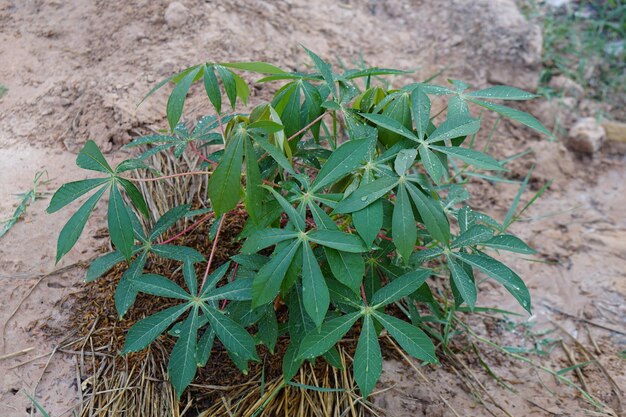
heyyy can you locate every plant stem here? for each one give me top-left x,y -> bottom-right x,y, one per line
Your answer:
189,141 -> 217,167
286,112 -> 327,142
360,282 -> 368,306
200,214 -> 226,291
159,213 -> 213,245
126,171 -> 211,182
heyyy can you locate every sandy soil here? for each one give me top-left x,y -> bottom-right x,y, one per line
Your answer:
0,1 -> 624,416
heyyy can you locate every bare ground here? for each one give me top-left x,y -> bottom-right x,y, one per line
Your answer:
0,1 -> 624,416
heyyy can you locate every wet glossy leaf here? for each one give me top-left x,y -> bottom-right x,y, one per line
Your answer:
353,315 -> 382,397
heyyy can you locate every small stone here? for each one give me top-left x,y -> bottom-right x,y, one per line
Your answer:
549,75 -> 584,100
602,120 -> 626,143
567,117 -> 605,154
164,2 -> 189,29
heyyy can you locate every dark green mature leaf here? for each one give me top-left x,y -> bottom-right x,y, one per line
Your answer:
425,116 -> 480,144
183,260 -> 197,296
430,145 -> 505,171
203,64 -> 222,114
122,303 -> 190,353
151,244 -> 204,263
196,328 -> 215,367
468,99 -> 552,137
453,252 -> 531,313
220,61 -> 287,75
204,278 -> 253,301
215,66 -> 237,109
353,315 -> 382,398
311,138 -> 374,192
264,187 -> 306,231
251,133 -> 296,176
303,46 -> 336,99
352,199 -> 382,248
86,250 -> 124,282
115,251 -> 147,318
108,185 -> 135,260
373,312 -> 438,363
241,228 -> 299,254
169,307 -> 198,397
371,269 -> 430,307
258,308 -> 279,353
405,183 -> 450,245
297,311 -> 361,360
244,137 -> 264,223
115,159 -> 151,173
392,185 -> 416,263
252,240 -> 300,307
334,176 -> 398,214
411,87 -> 431,141
118,178 -> 149,218
150,204 -> 191,241
302,243 -> 329,327
308,230 -> 368,253
56,186 -> 107,262
359,112 -> 418,143
47,178 -> 109,213
76,140 -> 114,173
325,249 -> 365,294
467,86 -> 536,101
394,149 -> 417,176
202,304 -> 259,364
484,234 -> 535,254
282,342 -> 302,382
167,66 -> 201,131
208,127 -> 245,216
135,274 -> 191,299
419,146 -> 447,184
452,225 -> 494,248
447,256 -> 476,309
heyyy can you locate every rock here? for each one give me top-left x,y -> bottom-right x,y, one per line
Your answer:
164,2 -> 188,29
535,97 -> 577,132
567,117 -> 605,154
602,120 -> 626,143
548,75 -> 584,100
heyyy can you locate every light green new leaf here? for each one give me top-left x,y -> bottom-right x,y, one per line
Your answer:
311,138 -> 374,192
371,269 -> 430,307
308,230 -> 368,253
334,176 -> 398,214
353,315 -> 382,398
302,243 -> 329,327
453,252 -> 531,313
134,274 -> 191,299
406,183 -> 450,245
252,240 -> 300,307
47,178 -> 109,213
56,186 -> 107,262
447,256 -> 476,309
325,249 -> 365,294
241,228 -> 299,254
202,304 -> 259,363
168,307 -> 198,397
373,312 -> 438,363
122,303 -> 190,353
484,234 -> 536,254
468,99 -> 552,137
430,145 -> 505,171
467,86 -> 536,101
76,140 -> 114,173
392,184 -> 417,263
208,127 -> 245,216
297,311 -> 361,360
220,61 -> 287,75
166,66 -> 201,131
108,185 -> 135,260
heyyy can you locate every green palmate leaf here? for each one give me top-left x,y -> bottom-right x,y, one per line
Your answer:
419,145 -> 447,184
353,315 -> 382,398
150,204 -> 191,241
134,274 -> 191,299
241,228 -> 299,254
200,261 -> 231,295
115,159 -> 151,174
359,112 -> 418,143
334,176 -> 398,214
453,252 -> 531,313
282,342 -> 302,382
447,95 -> 470,118
405,183 -> 450,245
308,229 -> 368,253
108,185 -> 135,260
56,186 -> 107,262
204,278 -> 252,301
167,66 -> 201,131
411,87 -> 431,141
311,138 -> 374,192
196,328 -> 215,367
452,225 -> 494,248
447,256 -> 476,308
392,184 -> 417,263
220,61 -> 287,75
394,149 -> 417,176
425,116 -> 480,144
76,140 -> 114,173
47,178 -> 109,213
203,64 -> 222,114
86,250 -> 125,282
201,304 -> 259,365
244,137 -> 264,223
468,99 -> 552,137
373,312 -> 438,363
303,46 -> 336,99
252,240 -> 300,307
232,73 -> 250,105
115,251 -> 147,318
429,145 -> 505,171
352,199 -> 382,248
484,234 -> 536,254
467,86 -> 536,101
264,187 -> 306,231
371,269 -> 430,307
251,133 -> 296,175
258,308 -> 279,353
168,307 -> 198,397
122,303 -> 190,353
117,178 -> 149,218
183,260 -> 197,296
150,244 -> 204,263
215,65 -> 237,109
302,243 -> 330,327
208,126 -> 245,216
325,249 -> 365,294
297,311 -> 361,360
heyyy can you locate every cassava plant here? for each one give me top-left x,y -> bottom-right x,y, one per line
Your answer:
48,47 -> 551,398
